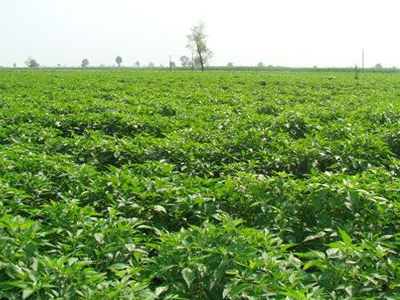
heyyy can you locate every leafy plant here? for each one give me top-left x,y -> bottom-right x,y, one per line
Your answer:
1,69 -> 400,298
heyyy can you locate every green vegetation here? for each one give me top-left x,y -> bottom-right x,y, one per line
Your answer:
1,69 -> 400,299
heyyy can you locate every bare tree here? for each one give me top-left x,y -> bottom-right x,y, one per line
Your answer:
115,56 -> 122,67
81,58 -> 89,68
180,55 -> 190,67
186,22 -> 212,71
25,57 -> 39,68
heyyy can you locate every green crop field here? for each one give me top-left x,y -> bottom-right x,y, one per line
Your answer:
1,69 -> 400,299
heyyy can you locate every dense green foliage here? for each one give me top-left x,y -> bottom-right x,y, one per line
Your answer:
1,69 -> 400,299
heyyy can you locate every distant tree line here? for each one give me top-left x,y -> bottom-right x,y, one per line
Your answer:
13,22 -> 393,72
17,57 -> 398,71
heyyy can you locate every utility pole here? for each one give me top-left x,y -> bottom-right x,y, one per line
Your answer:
362,48 -> 365,69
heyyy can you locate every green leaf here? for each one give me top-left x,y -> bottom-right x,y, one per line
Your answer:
68,257 -> 78,266
94,233 -> 104,244
182,268 -> 195,288
326,248 -> 343,259
223,286 -> 231,298
22,289 -> 34,299
303,260 -> 323,271
327,241 -> 345,249
281,289 -> 309,300
338,229 -> 352,246
109,263 -> 129,270
211,260 -> 229,289
125,243 -> 136,252
153,205 -> 167,214
154,286 -> 169,297
302,232 -> 325,243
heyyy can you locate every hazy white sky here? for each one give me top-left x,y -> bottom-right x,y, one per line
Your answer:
1,0 -> 399,67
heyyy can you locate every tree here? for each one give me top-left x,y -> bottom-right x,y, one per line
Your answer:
375,63 -> 382,69
169,61 -> 176,68
25,57 -> 39,68
13,63 -> 17,68
227,62 -> 233,67
186,22 -> 212,71
81,58 -> 89,68
257,62 -> 264,68
148,62 -> 154,68
134,61 -> 140,68
354,64 -> 360,80
180,55 -> 190,67
115,56 -> 122,67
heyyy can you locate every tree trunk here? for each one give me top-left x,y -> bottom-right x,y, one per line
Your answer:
196,42 -> 204,71
199,53 -> 204,71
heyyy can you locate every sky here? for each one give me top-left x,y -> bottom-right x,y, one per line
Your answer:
1,0 -> 399,68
